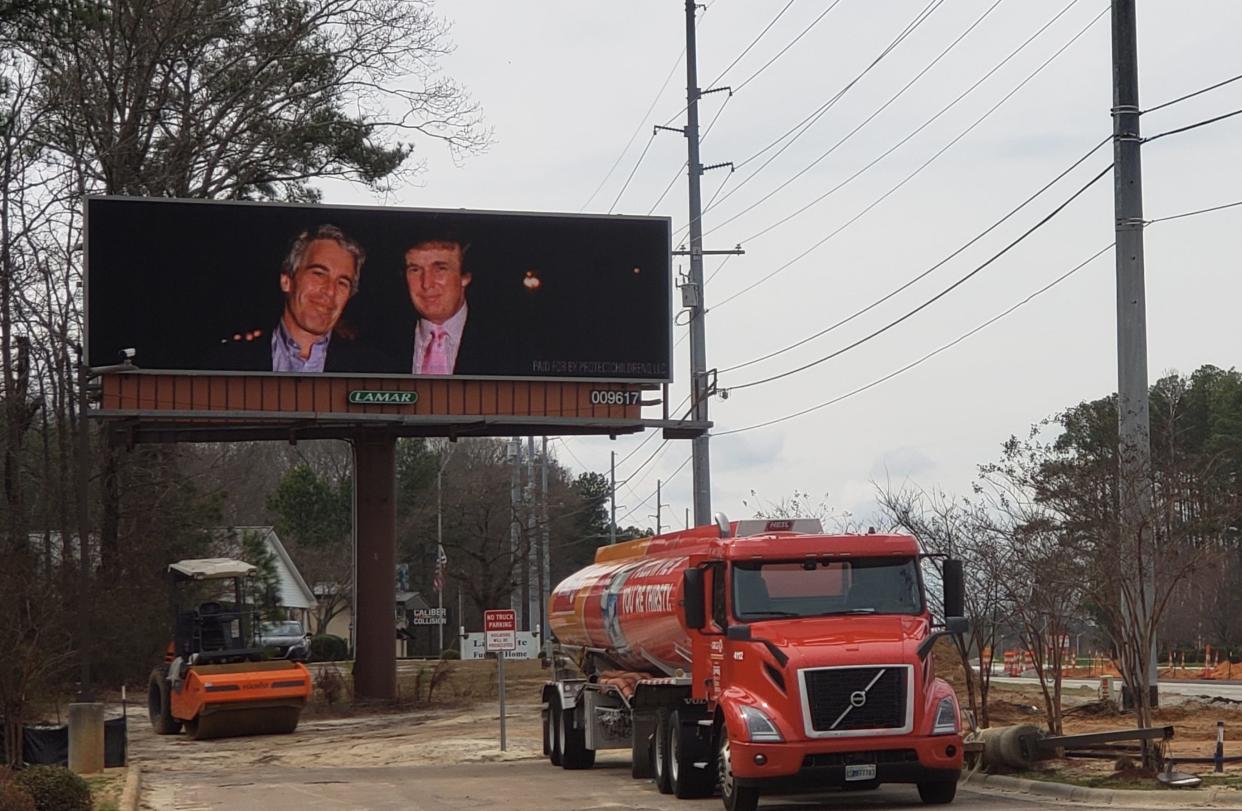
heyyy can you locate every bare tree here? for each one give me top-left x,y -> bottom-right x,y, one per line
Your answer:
875,482 -> 1009,728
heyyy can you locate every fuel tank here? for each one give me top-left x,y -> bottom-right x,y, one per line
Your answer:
547,529 -> 718,673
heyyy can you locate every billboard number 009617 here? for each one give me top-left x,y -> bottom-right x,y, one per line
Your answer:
590,390 -> 641,406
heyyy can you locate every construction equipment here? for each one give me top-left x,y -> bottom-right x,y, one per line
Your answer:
148,558 -> 312,740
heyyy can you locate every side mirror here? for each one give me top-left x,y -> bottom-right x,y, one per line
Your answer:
285,642 -> 310,662
683,568 -> 706,630
942,558 -> 965,620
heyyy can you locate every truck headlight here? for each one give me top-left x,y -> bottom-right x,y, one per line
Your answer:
932,697 -> 959,735
738,705 -> 783,743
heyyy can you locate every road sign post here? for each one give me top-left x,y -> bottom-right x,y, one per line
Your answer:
484,609 -> 517,751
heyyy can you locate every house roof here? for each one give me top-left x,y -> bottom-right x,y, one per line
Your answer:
214,527 -> 318,610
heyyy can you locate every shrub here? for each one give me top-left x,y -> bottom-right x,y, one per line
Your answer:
439,648 -> 460,660
309,634 -> 349,662
0,779 -> 36,811
12,766 -> 91,811
314,663 -> 347,706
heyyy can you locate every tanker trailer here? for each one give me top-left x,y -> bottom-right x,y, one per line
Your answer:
542,516 -> 968,810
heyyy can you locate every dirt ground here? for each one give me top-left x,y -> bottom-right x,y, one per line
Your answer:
129,656 -> 1242,807
133,659 -> 550,809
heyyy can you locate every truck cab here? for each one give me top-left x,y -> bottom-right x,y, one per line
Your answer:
692,528 -> 965,808
543,518 -> 968,810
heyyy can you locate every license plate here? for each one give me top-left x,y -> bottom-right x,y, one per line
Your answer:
845,764 -> 877,782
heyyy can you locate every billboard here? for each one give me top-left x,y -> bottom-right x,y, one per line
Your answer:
86,197 -> 672,382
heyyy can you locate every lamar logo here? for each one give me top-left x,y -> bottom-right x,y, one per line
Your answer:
348,390 -> 418,405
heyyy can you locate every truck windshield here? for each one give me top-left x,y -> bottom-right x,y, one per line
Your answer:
732,557 -> 922,620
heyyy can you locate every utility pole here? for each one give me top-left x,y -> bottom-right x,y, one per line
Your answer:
1111,0 -> 1157,708
609,450 -> 617,544
539,437 -> 550,644
683,0 -> 712,526
526,436 -> 538,634
509,438 -> 522,618
648,480 -> 667,535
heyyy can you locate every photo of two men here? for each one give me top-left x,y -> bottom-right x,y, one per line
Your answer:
86,198 -> 672,382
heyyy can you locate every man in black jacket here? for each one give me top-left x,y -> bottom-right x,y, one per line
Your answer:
206,224 -> 388,373
403,232 -> 513,376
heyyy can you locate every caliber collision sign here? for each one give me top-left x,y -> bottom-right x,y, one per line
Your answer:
86,196 -> 671,382
484,609 -> 517,652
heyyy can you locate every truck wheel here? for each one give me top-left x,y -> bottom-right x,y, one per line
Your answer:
147,669 -> 181,735
630,712 -> 653,779
559,704 -> 595,770
652,710 -> 673,794
669,710 -> 714,799
917,781 -> 957,805
544,695 -> 562,766
718,731 -> 760,811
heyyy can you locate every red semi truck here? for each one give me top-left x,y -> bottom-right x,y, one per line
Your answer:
542,517 -> 968,810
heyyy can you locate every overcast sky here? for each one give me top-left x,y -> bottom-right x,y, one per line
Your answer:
324,1 -> 1242,530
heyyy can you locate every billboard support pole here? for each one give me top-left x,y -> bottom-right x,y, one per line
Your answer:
352,430 -> 397,700
684,0 -> 711,525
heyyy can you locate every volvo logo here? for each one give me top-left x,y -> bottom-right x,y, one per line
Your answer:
849,690 -> 867,708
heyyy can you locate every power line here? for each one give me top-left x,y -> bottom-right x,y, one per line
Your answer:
581,47 -> 685,211
690,0 -> 947,221
647,93 -> 733,216
715,243 -> 1114,437
719,135 -> 1111,374
616,454 -> 694,526
1143,107 -> 1242,143
709,6 -> 1108,313
704,0 -> 798,89
1141,73 -> 1242,116
707,0 -> 1089,243
731,0 -> 846,94
720,163 -> 1112,392
701,0 -> 1018,240
607,131 -> 657,214
1148,198 -> 1242,224
660,0 -> 846,130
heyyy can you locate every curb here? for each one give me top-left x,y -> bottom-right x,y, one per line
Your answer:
120,764 -> 142,811
963,772 -> 1242,808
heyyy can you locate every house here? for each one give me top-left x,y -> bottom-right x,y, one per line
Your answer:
215,526 -> 317,630
317,586 -> 434,657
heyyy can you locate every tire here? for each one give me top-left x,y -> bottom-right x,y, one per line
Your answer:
147,669 -> 181,735
543,695 -> 563,765
917,781 -> 957,805
718,729 -> 760,811
670,710 -> 715,799
631,712 -> 654,779
652,709 -> 672,794
559,703 -> 595,770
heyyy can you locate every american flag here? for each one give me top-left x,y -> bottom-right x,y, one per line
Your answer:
433,543 -> 448,593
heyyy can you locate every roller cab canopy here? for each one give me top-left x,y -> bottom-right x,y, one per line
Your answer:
169,558 -> 256,581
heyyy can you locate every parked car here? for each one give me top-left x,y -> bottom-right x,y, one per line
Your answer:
258,620 -> 311,656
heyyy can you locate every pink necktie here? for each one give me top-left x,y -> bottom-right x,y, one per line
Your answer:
422,327 -> 452,375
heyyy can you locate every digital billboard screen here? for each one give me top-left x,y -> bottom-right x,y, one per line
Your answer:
86,197 -> 672,382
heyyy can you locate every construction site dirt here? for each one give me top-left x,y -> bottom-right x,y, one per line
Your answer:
129,660 -> 1242,809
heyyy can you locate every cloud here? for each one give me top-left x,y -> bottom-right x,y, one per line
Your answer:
715,430 -> 785,468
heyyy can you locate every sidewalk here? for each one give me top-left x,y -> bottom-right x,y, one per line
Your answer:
964,772 -> 1242,808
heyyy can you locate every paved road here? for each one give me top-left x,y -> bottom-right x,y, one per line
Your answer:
140,751 -> 1220,811
991,676 -> 1242,702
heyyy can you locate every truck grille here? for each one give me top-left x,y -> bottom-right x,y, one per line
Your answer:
802,666 -> 908,733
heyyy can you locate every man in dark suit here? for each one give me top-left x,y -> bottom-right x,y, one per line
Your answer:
207,224 -> 388,373
403,232 -> 513,375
